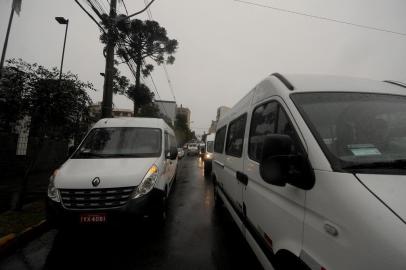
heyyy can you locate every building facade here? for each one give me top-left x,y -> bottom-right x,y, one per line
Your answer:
216,106 -> 230,121
155,100 -> 177,125
89,102 -> 133,118
176,105 -> 191,128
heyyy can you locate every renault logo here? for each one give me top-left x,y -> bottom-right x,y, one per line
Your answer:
92,177 -> 100,187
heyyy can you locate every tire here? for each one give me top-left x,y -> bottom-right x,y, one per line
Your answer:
204,161 -> 210,176
150,196 -> 167,224
274,250 -> 311,270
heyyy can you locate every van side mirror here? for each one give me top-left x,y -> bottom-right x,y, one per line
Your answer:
167,146 -> 178,160
68,145 -> 76,157
259,134 -> 315,190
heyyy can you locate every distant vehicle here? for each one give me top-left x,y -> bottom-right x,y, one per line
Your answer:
203,134 -> 215,176
187,143 -> 198,156
198,142 -> 206,158
46,117 -> 178,226
177,148 -> 185,159
212,73 -> 406,270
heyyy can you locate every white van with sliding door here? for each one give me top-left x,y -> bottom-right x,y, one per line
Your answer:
46,117 -> 178,226
212,73 -> 406,270
203,133 -> 215,176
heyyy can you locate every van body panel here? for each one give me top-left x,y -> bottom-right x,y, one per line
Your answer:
213,74 -> 406,269
303,170 -> 406,270
356,174 -> 406,221
244,160 -> 306,255
55,157 -> 159,189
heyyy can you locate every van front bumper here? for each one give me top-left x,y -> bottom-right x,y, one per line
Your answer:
46,188 -> 165,226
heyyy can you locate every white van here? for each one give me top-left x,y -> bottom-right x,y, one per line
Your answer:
46,117 -> 178,225
212,73 -> 406,270
203,133 -> 215,176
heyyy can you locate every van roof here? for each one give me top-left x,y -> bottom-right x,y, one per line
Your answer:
277,74 -> 406,95
217,74 -> 406,129
93,117 -> 173,131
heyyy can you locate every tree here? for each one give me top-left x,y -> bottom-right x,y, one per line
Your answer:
174,114 -> 194,146
126,83 -> 154,114
112,66 -> 130,95
138,103 -> 160,118
0,59 -> 95,210
0,58 -> 95,140
101,19 -> 178,115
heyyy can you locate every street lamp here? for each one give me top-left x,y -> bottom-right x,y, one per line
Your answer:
55,17 -> 69,82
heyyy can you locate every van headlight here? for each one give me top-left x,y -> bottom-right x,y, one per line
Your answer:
132,165 -> 159,199
48,170 -> 61,202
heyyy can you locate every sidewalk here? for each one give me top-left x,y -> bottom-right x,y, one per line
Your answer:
0,171 -> 50,213
0,201 -> 46,239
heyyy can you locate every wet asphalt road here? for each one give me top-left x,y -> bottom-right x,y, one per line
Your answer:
0,156 -> 263,270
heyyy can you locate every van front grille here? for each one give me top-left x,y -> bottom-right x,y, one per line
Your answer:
59,187 -> 136,210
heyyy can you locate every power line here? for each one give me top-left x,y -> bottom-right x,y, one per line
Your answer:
74,0 -> 105,32
117,0 -> 157,22
120,0 -> 129,15
235,0 -> 406,37
143,0 -> 177,102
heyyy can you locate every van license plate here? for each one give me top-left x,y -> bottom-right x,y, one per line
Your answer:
80,213 -> 107,224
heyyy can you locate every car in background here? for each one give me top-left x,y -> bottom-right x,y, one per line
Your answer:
46,117 -> 178,226
198,142 -> 206,158
203,134 -> 215,176
177,148 -> 185,159
187,143 -> 199,156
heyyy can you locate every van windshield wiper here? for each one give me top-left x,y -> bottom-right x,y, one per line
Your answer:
75,152 -> 113,158
75,152 -> 155,158
342,159 -> 406,170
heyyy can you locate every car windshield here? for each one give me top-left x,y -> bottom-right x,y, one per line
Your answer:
207,141 -> 214,153
73,127 -> 162,158
291,92 -> 406,173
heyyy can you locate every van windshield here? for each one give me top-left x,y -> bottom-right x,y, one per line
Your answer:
291,92 -> 406,173
73,127 -> 162,158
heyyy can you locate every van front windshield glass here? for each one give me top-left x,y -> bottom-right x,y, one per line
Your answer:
73,127 -> 162,158
291,92 -> 406,172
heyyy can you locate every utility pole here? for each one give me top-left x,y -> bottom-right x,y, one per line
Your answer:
55,17 -> 69,83
101,0 -> 117,118
0,4 -> 15,78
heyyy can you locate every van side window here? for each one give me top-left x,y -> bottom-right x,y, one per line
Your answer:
225,114 -> 247,157
214,126 -> 227,153
249,102 -> 302,162
277,106 -> 303,155
249,102 -> 278,161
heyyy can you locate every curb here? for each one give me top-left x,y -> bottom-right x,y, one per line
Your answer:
0,219 -> 49,259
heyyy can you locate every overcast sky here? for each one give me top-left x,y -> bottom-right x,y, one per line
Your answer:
1,0 -> 405,134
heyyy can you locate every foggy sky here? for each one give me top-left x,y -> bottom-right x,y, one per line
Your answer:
1,0 -> 405,134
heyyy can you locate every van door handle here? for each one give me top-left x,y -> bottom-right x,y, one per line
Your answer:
236,171 -> 248,185
214,160 -> 224,169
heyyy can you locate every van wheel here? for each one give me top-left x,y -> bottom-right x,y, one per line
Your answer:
274,250 -> 311,270
151,196 -> 167,224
